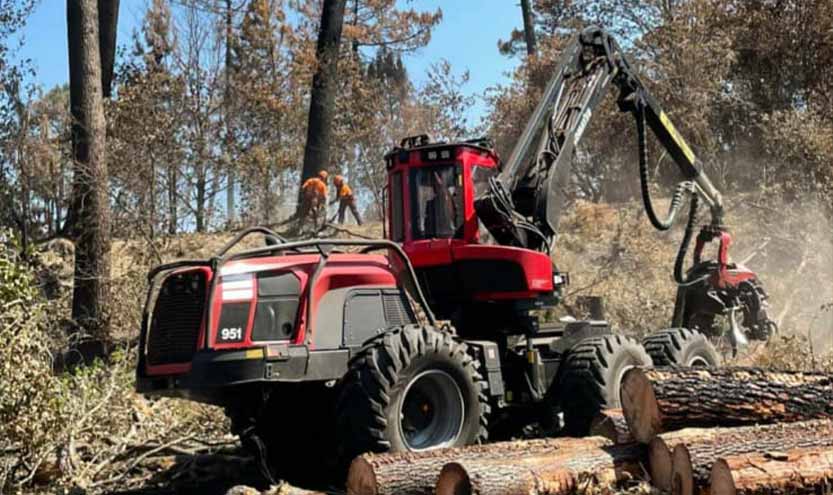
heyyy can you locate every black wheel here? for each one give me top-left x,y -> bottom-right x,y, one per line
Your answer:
558,334 -> 652,436
643,328 -> 721,367
336,325 -> 489,463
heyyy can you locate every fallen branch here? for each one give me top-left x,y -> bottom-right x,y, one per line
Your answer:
89,434 -> 196,488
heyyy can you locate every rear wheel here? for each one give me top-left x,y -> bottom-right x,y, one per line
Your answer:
643,328 -> 720,367
336,325 -> 489,463
558,335 -> 652,436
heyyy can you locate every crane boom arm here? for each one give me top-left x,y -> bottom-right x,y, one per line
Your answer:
475,26 -> 724,251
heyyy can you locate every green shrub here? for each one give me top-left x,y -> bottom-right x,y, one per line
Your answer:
0,231 -> 67,488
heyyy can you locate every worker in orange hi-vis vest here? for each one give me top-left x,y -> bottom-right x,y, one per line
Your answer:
330,175 -> 362,225
301,170 -> 329,228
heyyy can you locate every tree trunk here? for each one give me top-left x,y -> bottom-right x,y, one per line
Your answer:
435,443 -> 644,495
67,0 -> 112,343
167,165 -> 177,235
710,447 -> 833,495
347,437 -> 613,495
297,0 -> 347,211
97,0 -> 119,97
224,0 -> 236,227
195,161 -> 206,233
621,367 -> 833,444
649,420 -> 833,492
520,0 -> 537,57
149,153 -> 156,237
590,408 -> 632,444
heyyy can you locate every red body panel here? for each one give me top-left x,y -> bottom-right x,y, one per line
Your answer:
694,230 -> 757,289
144,253 -> 397,375
453,244 -> 554,293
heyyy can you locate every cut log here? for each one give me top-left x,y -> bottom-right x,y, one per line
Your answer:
671,444 -> 693,495
590,409 -> 633,444
621,367 -> 833,443
710,447 -> 833,495
347,437 -> 612,495
648,437 -> 673,492
434,443 -> 645,495
660,420 -> 833,490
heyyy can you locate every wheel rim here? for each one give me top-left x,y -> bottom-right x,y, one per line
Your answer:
687,355 -> 711,367
400,370 -> 465,451
614,364 -> 635,406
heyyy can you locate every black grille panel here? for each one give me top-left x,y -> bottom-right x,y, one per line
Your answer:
147,270 -> 207,366
382,290 -> 414,327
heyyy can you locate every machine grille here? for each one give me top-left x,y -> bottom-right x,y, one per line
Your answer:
147,270 -> 207,366
382,290 -> 415,327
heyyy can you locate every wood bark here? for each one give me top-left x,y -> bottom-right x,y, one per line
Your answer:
297,0 -> 347,212
434,443 -> 644,495
67,0 -> 112,343
655,420 -> 833,491
347,436 -> 613,495
710,447 -> 833,495
590,409 -> 632,444
621,367 -> 833,443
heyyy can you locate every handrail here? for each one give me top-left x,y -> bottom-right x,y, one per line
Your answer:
214,238 -> 436,327
217,226 -> 287,257
143,235 -> 437,351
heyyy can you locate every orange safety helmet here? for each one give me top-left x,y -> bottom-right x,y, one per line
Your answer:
333,175 -> 344,186
318,170 -> 329,180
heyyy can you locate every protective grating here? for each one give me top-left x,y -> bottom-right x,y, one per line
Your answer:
382,291 -> 414,327
147,270 -> 207,366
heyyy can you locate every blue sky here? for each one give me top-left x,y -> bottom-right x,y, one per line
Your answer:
17,1 -> 522,123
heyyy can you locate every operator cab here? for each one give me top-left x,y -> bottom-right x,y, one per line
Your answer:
385,135 -> 563,333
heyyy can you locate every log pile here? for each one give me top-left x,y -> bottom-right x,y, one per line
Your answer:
342,366 -> 833,495
620,367 -> 833,444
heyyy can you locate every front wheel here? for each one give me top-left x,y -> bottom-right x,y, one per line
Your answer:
336,325 -> 489,463
558,334 -> 652,436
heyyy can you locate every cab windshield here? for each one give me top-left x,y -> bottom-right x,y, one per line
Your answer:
410,164 -> 464,240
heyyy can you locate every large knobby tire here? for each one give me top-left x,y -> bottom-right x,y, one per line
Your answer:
558,334 -> 652,436
643,328 -> 721,367
336,325 -> 489,464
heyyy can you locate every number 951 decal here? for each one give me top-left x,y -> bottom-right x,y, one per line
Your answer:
220,327 -> 244,342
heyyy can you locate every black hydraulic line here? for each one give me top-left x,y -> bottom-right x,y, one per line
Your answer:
673,193 -> 710,287
635,102 -> 689,232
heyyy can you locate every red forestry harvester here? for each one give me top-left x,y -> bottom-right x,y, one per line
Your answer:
135,27 -> 775,484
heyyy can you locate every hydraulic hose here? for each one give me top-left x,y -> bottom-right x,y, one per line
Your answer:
636,103 -> 687,231
633,100 -> 707,287
673,192 -> 709,287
